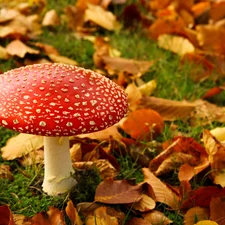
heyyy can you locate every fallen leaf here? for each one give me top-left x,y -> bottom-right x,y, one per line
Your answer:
65,200 -> 83,225
132,194 -> 156,212
1,133 -> 43,160
210,197 -> 225,225
73,159 -> 117,179
95,179 -> 142,204
194,221 -> 219,225
0,46 -> 10,59
48,54 -> 78,65
183,207 -> 209,225
77,125 -> 122,141
31,207 -> 66,225
6,39 -> 40,58
84,4 -> 120,30
126,217 -> 152,225
201,87 -> 223,99
138,79 -> 157,96
143,210 -> 173,225
210,127 -> 225,142
42,9 -> 60,26
121,108 -> 164,140
0,205 -> 15,225
18,149 -> 44,166
102,56 -> 154,75
210,1 -> 225,22
143,168 -> 181,209
158,34 -> 195,56
86,206 -> 119,225
196,25 -> 225,56
125,82 -> 142,111
180,186 -> 225,209
139,96 -> 196,121
0,164 -> 14,180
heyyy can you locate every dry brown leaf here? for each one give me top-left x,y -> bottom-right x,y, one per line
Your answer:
210,2 -> 225,22
86,206 -> 119,225
158,34 -> 195,56
31,207 -> 66,225
143,168 -> 181,209
125,82 -> 142,111
18,149 -> 44,166
84,4 -> 120,30
139,97 -> 225,124
196,25 -> 225,56
0,8 -> 19,23
33,42 -> 60,55
73,159 -> 117,179
0,45 -> 10,59
178,158 -> 209,182
126,217 -> 152,225
42,9 -> 60,26
210,197 -> 225,225
95,179 -> 142,204
70,143 -> 82,162
77,125 -> 122,141
6,40 -> 40,58
142,168 -> 181,209
1,133 -> 43,160
154,152 -> 195,176
0,164 -> 14,180
143,210 -> 172,225
65,200 -> 83,225
12,214 -> 31,225
121,108 -> 164,140
132,194 -> 156,212
139,96 -> 196,121
102,56 -> 154,75
48,54 -> 78,65
184,207 -> 209,225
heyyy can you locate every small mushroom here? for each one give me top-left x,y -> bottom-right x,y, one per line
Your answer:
0,63 -> 128,195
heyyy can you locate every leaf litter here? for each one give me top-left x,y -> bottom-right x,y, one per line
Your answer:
1,0 -> 225,224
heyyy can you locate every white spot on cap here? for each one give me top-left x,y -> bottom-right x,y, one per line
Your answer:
23,95 -> 30,99
2,120 -> 8,125
39,121 -> 46,127
39,87 -> 45,91
64,98 -> 69,102
13,119 -> 19,124
36,109 -> 41,113
66,122 -> 73,127
75,94 -> 80,98
89,121 -> 95,125
61,88 -> 68,92
90,100 -> 97,106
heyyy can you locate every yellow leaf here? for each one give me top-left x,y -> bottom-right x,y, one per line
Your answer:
210,127 -> 225,142
1,133 -> 43,160
158,34 -> 195,56
42,9 -> 60,27
6,39 -> 39,58
138,79 -> 157,96
48,54 -> 78,65
84,4 -> 121,30
194,221 -> 219,225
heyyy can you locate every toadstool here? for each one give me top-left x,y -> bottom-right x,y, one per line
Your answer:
0,63 -> 128,195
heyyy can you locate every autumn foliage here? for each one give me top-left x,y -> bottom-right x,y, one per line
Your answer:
1,0 -> 225,225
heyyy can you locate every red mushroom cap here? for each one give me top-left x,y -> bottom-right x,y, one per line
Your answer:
0,63 -> 128,136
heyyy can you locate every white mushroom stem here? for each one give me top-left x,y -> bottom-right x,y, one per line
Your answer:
42,136 -> 76,196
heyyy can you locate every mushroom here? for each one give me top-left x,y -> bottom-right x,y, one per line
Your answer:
0,63 -> 128,195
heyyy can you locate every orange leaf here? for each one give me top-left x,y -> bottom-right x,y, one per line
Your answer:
31,207 -> 66,225
121,109 -> 164,140
143,168 -> 181,209
86,206 -> 120,225
132,194 -> 156,212
0,205 -> 15,225
65,200 -> 83,225
95,179 -> 142,204
143,210 -> 172,225
201,87 -> 223,99
183,207 -> 209,225
210,197 -> 225,225
126,217 -> 152,225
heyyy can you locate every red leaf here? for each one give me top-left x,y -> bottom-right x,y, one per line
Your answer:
180,186 -> 225,209
0,205 -> 15,225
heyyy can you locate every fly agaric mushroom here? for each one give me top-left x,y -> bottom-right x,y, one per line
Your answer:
0,63 -> 128,195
